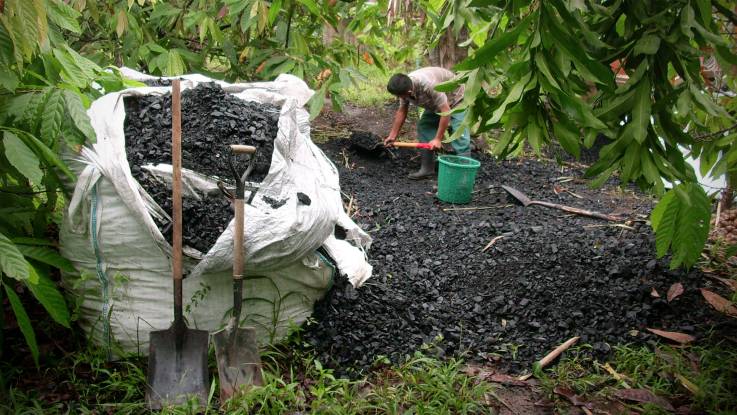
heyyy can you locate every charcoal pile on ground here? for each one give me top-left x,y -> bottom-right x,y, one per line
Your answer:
304,138 -> 736,376
123,83 -> 280,252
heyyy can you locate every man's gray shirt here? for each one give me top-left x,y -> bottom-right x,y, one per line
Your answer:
399,67 -> 464,113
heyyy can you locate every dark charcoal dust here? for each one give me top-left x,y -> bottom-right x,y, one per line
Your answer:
142,78 -> 173,87
303,138 -> 737,378
348,130 -> 385,156
297,192 -> 311,206
123,82 -> 280,252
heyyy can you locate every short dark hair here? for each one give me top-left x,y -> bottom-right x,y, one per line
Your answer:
387,73 -> 412,96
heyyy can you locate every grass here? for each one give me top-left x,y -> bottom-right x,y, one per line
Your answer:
538,340 -> 737,413
1,339 -> 495,414
343,63 -> 406,108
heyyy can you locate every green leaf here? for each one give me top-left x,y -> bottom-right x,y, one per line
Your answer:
40,89 -> 65,144
527,119 -> 543,154
633,34 -> 661,55
632,80 -> 651,143
17,245 -> 75,273
4,131 -> 43,184
4,282 -> 39,366
0,66 -> 19,92
61,90 -> 96,143
489,72 -> 532,124
0,231 -> 30,280
455,12 -> 533,71
12,129 -> 74,178
24,269 -> 71,328
47,0 -> 82,33
268,0 -> 282,24
297,0 -> 321,15
165,50 -> 186,75
652,189 -> 678,257
680,5 -> 695,39
534,53 -> 560,91
689,84 -> 727,117
11,237 -> 54,246
671,184 -> 710,268
554,119 -> 580,159
308,85 -> 326,120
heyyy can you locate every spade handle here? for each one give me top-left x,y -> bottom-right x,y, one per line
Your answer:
171,80 -> 184,323
230,144 -> 257,154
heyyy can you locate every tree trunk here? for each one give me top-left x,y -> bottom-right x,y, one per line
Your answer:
428,27 -> 468,68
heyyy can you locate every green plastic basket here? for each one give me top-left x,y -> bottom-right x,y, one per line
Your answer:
437,155 -> 481,204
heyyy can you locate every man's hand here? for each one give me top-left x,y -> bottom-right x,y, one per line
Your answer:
384,134 -> 397,147
428,137 -> 443,150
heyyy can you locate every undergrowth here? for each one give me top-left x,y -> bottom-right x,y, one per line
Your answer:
539,340 -> 737,413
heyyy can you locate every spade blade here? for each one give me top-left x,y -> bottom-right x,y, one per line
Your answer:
501,185 -> 533,206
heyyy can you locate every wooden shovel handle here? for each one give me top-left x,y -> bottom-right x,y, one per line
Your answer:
532,201 -> 623,222
392,142 -> 433,150
230,144 -> 257,154
171,80 -> 184,322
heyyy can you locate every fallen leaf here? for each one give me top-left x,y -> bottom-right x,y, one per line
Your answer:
646,328 -> 695,344
700,288 -> 737,317
710,276 -> 737,292
651,287 -> 660,298
667,283 -> 684,302
362,51 -> 374,65
554,386 -> 591,408
614,388 -> 674,411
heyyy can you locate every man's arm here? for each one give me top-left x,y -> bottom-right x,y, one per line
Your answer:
429,102 -> 451,150
384,103 -> 408,146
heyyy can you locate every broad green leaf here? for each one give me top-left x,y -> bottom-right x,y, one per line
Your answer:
268,0 -> 283,24
308,85 -> 326,120
0,231 -> 30,280
632,80 -> 651,143
633,34 -> 660,55
53,49 -> 88,88
116,9 -> 128,37
455,13 -> 533,71
652,189 -> 678,257
554,119 -> 581,159
13,129 -> 74,178
534,53 -> 560,91
640,150 -> 660,184
11,237 -> 54,246
4,283 -> 39,366
680,5 -> 694,39
689,84 -> 726,117
166,50 -> 186,75
40,89 -> 65,144
527,119 -> 543,154
25,269 -> 71,328
61,90 -> 96,143
47,0 -> 82,33
17,245 -> 75,273
489,72 -> 532,124
4,131 -> 43,184
0,66 -> 19,91
671,184 -> 710,268
297,0 -> 321,15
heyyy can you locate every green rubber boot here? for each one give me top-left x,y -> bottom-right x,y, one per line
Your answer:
408,149 -> 435,180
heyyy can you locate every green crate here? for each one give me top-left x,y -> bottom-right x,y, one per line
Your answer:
437,155 -> 481,204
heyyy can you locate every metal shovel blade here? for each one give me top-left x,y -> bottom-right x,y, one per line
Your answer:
501,185 -> 533,206
146,325 -> 210,409
213,325 -> 263,400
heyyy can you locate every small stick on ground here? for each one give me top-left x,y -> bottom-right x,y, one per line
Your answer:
583,224 -> 635,231
482,235 -> 505,252
715,199 -> 722,231
518,336 -> 580,381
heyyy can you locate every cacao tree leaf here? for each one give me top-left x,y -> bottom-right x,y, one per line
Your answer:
455,12 -> 533,71
0,231 -> 30,281
651,189 -> 677,257
666,282 -> 684,302
61,90 -> 96,143
40,89 -> 65,144
14,129 -> 75,178
4,282 -> 39,366
632,80 -> 651,143
24,269 -> 71,328
646,327 -> 695,344
47,0 -> 82,33
700,289 -> 737,317
670,183 -> 710,269
17,244 -> 75,273
489,72 -> 532,124
3,131 -> 43,184
633,34 -> 660,55
554,118 -> 580,159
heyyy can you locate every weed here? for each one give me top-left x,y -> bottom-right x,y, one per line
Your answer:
343,63 -> 393,108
